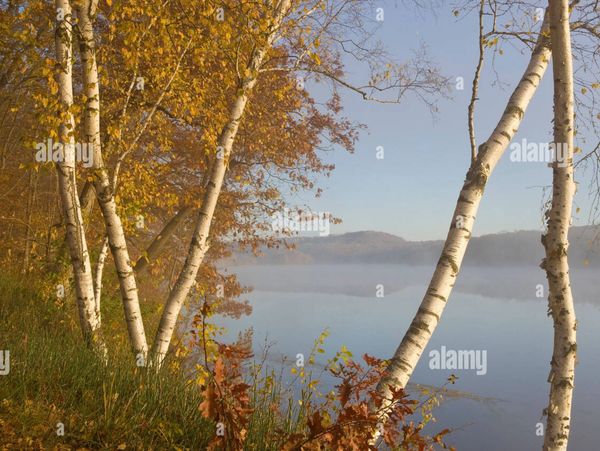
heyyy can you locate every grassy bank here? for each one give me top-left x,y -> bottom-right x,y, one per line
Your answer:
0,274 -> 330,450
0,274 -> 216,449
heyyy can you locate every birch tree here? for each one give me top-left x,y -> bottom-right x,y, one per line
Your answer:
542,0 -> 578,448
53,0 -> 104,349
373,10 -> 552,421
151,0 -> 293,367
148,0 -> 448,368
73,0 -> 148,359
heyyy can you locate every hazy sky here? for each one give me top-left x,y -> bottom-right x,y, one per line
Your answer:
292,2 -> 597,241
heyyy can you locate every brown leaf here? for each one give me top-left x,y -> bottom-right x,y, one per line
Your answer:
199,383 -> 217,419
338,380 -> 351,407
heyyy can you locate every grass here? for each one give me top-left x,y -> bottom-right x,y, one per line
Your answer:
0,273 -> 215,449
0,272 -> 316,450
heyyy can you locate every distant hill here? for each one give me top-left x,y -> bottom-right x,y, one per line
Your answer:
228,226 -> 600,267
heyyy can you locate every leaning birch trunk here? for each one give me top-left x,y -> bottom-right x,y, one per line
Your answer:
74,0 -> 148,360
134,206 -> 194,277
373,13 -> 552,423
542,1 -> 577,449
54,0 -> 103,349
151,0 -> 292,368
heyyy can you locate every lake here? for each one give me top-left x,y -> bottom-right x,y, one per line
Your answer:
212,264 -> 600,450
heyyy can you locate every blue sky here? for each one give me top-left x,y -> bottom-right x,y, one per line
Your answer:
294,2 -> 596,241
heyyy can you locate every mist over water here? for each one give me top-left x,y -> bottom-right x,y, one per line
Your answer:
214,264 -> 600,450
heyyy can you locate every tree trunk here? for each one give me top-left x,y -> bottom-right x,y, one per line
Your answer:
542,0 -> 577,449
134,206 -> 193,277
53,181 -> 95,273
93,235 -> 109,323
150,0 -> 292,368
53,0 -> 104,350
79,180 -> 96,225
374,13 -> 552,417
74,0 -> 148,360
150,75 -> 260,368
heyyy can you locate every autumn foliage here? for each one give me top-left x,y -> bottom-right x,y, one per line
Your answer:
189,301 -> 454,450
0,0 -> 452,448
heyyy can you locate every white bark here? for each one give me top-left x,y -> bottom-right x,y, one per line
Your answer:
542,1 -> 577,449
150,0 -> 292,368
54,0 -> 103,348
374,13 -> 552,416
74,0 -> 148,359
93,235 -> 109,321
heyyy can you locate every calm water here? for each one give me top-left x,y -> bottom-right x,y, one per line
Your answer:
213,265 -> 600,450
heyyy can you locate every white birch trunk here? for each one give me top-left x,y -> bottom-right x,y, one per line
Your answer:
54,0 -> 103,348
74,0 -> 148,360
93,235 -> 109,321
542,1 -> 577,449
150,0 -> 292,368
374,14 -> 552,414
